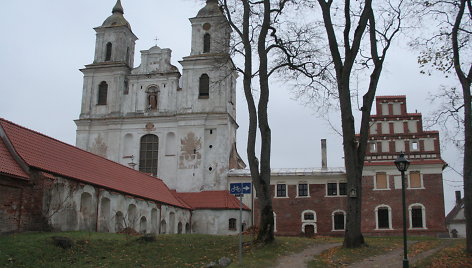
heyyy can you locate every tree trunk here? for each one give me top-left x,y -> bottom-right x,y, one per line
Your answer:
451,0 -> 472,254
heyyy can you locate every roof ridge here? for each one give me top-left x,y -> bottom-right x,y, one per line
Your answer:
0,118 -> 165,183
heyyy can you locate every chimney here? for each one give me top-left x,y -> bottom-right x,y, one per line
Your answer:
321,139 -> 327,169
455,191 -> 462,205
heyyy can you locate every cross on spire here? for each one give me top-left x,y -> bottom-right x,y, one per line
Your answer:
154,36 -> 159,46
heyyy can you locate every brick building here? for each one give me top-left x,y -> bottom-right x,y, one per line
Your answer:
229,96 -> 448,237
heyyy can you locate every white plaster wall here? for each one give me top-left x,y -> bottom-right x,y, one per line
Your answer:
448,223 -> 466,238
44,177 -> 189,234
160,205 -> 191,234
191,209 -> 251,235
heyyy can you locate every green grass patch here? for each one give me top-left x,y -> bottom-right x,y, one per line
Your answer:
0,232 -> 339,268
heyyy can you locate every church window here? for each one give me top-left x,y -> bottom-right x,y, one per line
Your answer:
199,74 -> 210,98
97,81 -> 108,105
105,42 -> 112,61
228,218 -> 236,230
124,79 -> 129,95
203,33 -> 211,53
139,134 -> 159,176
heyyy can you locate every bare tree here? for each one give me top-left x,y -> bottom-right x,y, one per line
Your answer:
221,0 -> 314,243
411,0 -> 472,253
283,0 -> 407,248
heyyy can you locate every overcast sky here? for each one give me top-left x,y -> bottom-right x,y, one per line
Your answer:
0,0 -> 463,214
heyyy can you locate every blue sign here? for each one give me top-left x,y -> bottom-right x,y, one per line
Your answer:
230,182 -> 252,195
242,183 -> 252,194
230,183 -> 242,195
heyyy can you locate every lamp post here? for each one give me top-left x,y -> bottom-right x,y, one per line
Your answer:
395,153 -> 410,268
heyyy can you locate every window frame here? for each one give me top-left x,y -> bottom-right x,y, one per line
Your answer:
297,183 -> 309,198
228,218 -> 237,231
408,171 -> 424,189
97,81 -> 108,105
375,205 -> 393,230
326,182 -> 347,197
374,172 -> 390,190
332,210 -> 346,231
275,183 -> 287,198
409,203 -> 427,229
139,134 -> 159,176
198,74 -> 210,98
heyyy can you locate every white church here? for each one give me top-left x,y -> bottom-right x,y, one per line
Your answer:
75,0 -> 245,193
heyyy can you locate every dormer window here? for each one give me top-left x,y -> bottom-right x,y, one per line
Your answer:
203,33 -> 211,53
105,42 -> 112,61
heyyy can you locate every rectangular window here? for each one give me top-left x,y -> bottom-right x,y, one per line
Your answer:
375,173 -> 388,189
327,183 -> 337,196
298,184 -> 308,197
228,218 -> 236,230
411,208 -> 423,228
409,172 -> 422,188
276,184 -> 287,197
411,141 -> 419,151
339,183 -> 347,195
394,175 -> 402,189
370,142 -> 377,153
377,208 -> 390,229
334,213 -> 345,230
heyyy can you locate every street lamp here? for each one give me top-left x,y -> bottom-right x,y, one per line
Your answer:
395,153 -> 410,268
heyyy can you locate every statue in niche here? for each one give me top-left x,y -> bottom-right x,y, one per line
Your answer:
146,86 -> 159,111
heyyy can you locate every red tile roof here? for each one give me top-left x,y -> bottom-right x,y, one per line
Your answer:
0,118 -> 189,209
0,138 -> 29,180
175,191 -> 250,211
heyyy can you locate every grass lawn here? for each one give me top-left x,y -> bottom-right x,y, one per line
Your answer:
0,232 -> 337,268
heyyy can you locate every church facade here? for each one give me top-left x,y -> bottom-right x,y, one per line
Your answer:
75,0 -> 244,193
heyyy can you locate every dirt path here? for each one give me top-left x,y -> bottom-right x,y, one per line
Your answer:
348,239 -> 453,268
273,243 -> 341,268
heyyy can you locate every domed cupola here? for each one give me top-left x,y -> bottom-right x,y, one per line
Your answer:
91,0 -> 137,65
101,0 -> 132,30
196,0 -> 224,18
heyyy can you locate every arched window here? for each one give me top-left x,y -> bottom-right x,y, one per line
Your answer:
203,33 -> 211,53
178,222 -> 183,234
105,42 -> 112,61
160,220 -> 167,234
140,216 -> 147,234
165,132 -> 176,156
301,210 -> 316,222
146,86 -> 159,111
409,203 -> 426,229
115,211 -> 124,232
199,74 -> 210,98
332,210 -> 346,231
375,205 -> 392,230
169,212 -> 175,234
185,223 -> 190,234
99,197 -> 111,232
98,81 -> 108,105
139,134 -> 159,176
127,204 -> 137,230
151,208 -> 158,234
228,218 -> 237,230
